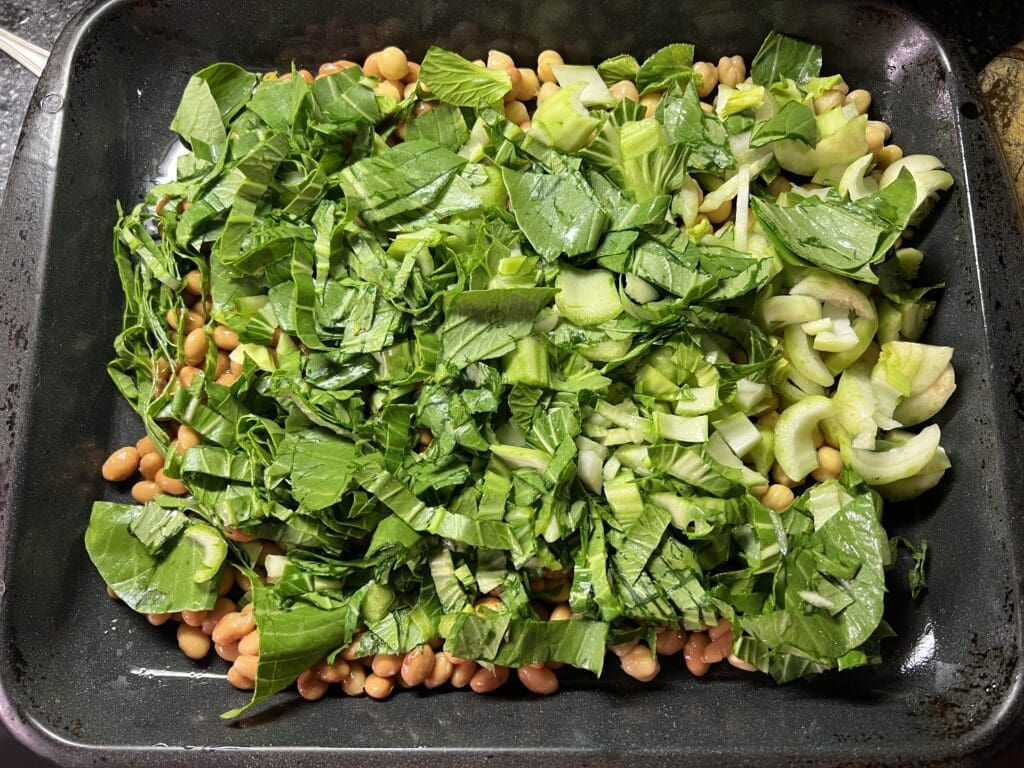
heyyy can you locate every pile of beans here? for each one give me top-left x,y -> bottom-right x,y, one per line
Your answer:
99,43 -> 880,701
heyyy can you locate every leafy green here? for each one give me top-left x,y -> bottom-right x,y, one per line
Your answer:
636,44 -> 696,95
502,168 -> 609,257
749,100 -> 817,148
598,54 -> 641,84
420,47 -> 512,109
751,31 -> 823,86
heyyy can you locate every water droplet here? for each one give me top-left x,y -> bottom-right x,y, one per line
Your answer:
39,93 -> 62,113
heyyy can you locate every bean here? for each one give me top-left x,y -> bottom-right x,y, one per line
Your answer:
609,80 -> 639,103
184,270 -> 204,297
341,662 -> 367,696
227,665 -> 254,690
139,451 -> 164,481
211,324 -> 239,351
504,67 -> 522,103
429,637 -> 444,650
450,660 -> 477,689
296,668 -> 328,701
487,49 -> 515,71
178,365 -> 201,388
102,446 -> 140,482
655,628 -> 687,655
215,372 -> 238,387
692,61 -> 718,98
424,653 -> 453,689
443,651 -> 467,665
297,69 -> 314,84
609,640 -> 638,658
402,82 -> 417,100
767,176 -> 792,197
176,425 -> 201,453
536,81 -> 560,106
365,673 -> 395,700
702,632 -> 732,664
233,654 -> 259,681
183,328 -> 208,367
549,602 -> 572,621
155,468 -> 187,496
378,46 -> 409,81
362,52 -> 381,78
375,79 -> 403,101
166,308 -> 204,333
537,50 -> 563,83
212,610 -> 256,646
727,653 -> 758,672
340,637 -> 362,661
811,446 -> 843,482
717,55 -> 746,88
813,89 -> 843,115
217,568 -> 235,597
131,480 -> 160,503
201,597 -> 236,635
146,613 -> 171,626
229,356 -> 244,375
177,624 -> 211,659
474,596 -> 503,616
136,436 -> 156,455
519,120 -> 531,131
371,654 -> 403,678
517,665 -> 558,695
761,484 -> 795,512
866,120 -> 890,153
400,645 -> 434,687
706,197 -> 732,225
238,629 -> 260,657
180,609 -> 207,628
875,144 -> 903,169
404,62 -> 420,83
470,665 -> 509,694
684,632 -> 711,676
215,641 -> 240,662
315,658 -> 349,683
620,644 -> 660,682
811,426 -> 825,448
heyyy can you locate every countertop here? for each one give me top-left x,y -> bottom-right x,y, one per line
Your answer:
1,1 -> 1023,765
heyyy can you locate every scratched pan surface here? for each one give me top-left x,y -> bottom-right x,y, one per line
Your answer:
1,0 -> 1023,765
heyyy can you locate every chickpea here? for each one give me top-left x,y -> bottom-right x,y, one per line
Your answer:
377,46 -> 409,81
833,79 -> 850,97
178,365 -> 201,388
549,602 -> 573,621
296,668 -> 328,701
403,82 -> 417,100
297,70 -> 314,84
767,176 -> 792,198
212,324 -> 239,351
516,68 -> 540,101
684,632 -> 711,676
609,639 -> 638,657
424,653 -> 453,689
404,61 -> 420,83
706,197 -> 732,225
233,654 -> 259,681
450,660 -> 478,688
136,436 -> 156,455
519,120 -> 532,131
180,609 -> 207,628
375,79 -> 404,101
639,92 -> 661,119
700,101 -> 714,113
811,446 -> 843,482
504,67 -> 523,104
155,468 -> 187,496
487,49 -> 515,71
708,618 -> 732,641
771,462 -> 797,487
400,645 -> 435,687
102,446 -> 140,482
813,89 -> 843,115
362,51 -> 381,78
166,308 -> 204,333
504,100 -> 529,125
655,628 -> 687,655
693,61 -> 718,98
761,483 -> 795,512
177,624 -> 211,659
214,351 -> 230,379
717,55 -> 746,88
317,61 -> 343,79
703,632 -> 732,664
470,664 -> 510,694
227,665 -> 254,690
146,612 -> 171,626
216,372 -> 238,387
340,636 -> 362,662
609,80 -> 639,103
131,480 -> 160,503
216,641 -> 240,662
875,144 -> 903,169
315,658 -> 350,683
517,665 -> 559,695
536,81 -> 560,106
341,662 -> 367,696
212,610 -> 256,646
620,644 -> 659,682
471,59 -> 486,68
846,88 -> 871,115
229,356 -> 244,376
184,269 -> 203,297
537,50 -> 564,84
371,654 -> 403,678
365,673 -> 395,700
474,596 -> 503,616
176,425 -> 201,453
217,568 -> 235,597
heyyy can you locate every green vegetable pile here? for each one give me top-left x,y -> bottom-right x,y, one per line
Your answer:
87,30 -> 953,716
